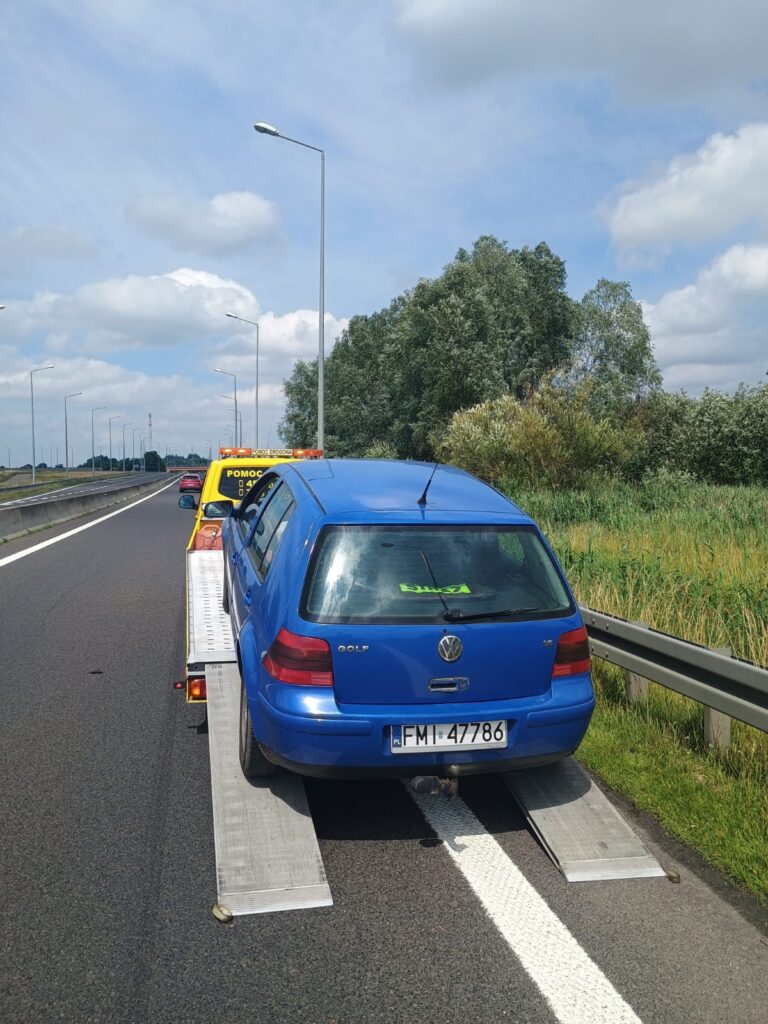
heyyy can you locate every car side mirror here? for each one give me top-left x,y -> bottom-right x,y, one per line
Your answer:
178,494 -> 198,510
203,500 -> 233,518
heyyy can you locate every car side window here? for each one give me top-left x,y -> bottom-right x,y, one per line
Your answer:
237,474 -> 277,539
247,483 -> 295,579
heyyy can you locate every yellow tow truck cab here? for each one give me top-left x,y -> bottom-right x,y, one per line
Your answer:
183,447 -> 322,551
179,447 -> 323,701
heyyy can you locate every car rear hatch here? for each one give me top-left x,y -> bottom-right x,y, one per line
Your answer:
300,523 -> 576,706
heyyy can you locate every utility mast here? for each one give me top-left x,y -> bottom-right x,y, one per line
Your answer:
148,413 -> 153,450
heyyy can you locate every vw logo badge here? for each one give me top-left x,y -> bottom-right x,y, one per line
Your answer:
438,635 -> 463,662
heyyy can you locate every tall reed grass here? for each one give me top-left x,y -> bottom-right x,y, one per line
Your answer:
507,471 -> 768,819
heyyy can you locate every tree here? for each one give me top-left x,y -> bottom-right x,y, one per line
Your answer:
569,279 -> 661,417
280,235 -> 579,459
280,359 -> 318,448
144,450 -> 165,472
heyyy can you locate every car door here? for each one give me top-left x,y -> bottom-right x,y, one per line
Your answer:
227,473 -> 279,632
234,482 -> 296,650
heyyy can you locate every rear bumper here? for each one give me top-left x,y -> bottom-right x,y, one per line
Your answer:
249,676 -> 595,777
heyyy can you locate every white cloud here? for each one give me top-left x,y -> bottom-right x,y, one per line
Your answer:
2,268 -> 259,352
127,191 -> 278,254
0,269 -> 347,461
606,124 -> 768,255
643,244 -> 768,390
396,0 -> 768,102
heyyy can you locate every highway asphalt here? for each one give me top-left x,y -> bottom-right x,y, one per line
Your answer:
1,484 -> 766,1024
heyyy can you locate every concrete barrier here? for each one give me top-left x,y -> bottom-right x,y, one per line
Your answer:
0,478 -> 168,542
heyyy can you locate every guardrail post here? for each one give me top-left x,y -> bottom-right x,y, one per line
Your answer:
625,670 -> 650,703
704,648 -> 732,752
624,622 -> 650,704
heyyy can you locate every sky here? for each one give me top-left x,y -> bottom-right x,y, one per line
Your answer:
2,0 -> 768,466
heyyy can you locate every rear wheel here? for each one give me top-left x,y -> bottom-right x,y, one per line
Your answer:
222,567 -> 230,613
239,679 -> 275,778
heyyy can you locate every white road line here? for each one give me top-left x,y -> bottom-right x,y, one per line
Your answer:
0,478 -> 177,568
409,788 -> 644,1024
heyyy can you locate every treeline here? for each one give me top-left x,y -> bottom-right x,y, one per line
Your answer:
281,235 -> 768,487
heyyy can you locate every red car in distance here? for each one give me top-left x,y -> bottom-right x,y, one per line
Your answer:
178,473 -> 203,493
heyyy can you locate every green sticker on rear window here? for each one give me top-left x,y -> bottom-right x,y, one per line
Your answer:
399,583 -> 471,595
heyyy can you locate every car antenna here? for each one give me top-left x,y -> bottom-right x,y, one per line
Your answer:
417,463 -> 439,507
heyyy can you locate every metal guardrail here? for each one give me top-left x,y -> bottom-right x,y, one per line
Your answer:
579,606 -> 768,734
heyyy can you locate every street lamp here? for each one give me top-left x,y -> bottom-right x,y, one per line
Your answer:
91,406 -> 106,476
121,422 -> 133,472
64,392 -> 83,476
220,395 -> 243,447
204,439 -> 212,463
132,426 -> 141,470
30,364 -> 54,485
108,416 -> 120,472
213,368 -> 238,446
226,312 -> 260,448
254,121 -> 325,449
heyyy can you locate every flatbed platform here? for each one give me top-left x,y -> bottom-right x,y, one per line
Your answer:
186,551 -> 236,671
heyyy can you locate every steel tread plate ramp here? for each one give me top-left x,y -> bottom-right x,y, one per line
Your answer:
205,662 -> 333,915
504,757 -> 666,882
187,551 -> 236,667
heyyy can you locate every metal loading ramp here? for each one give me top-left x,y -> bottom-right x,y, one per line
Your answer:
504,757 -> 666,882
205,662 -> 333,915
187,552 -> 237,669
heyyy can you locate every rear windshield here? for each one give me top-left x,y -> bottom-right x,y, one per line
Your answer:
217,466 -> 265,501
301,525 -> 574,624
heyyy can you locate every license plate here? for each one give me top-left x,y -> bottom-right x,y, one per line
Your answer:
390,720 -> 507,754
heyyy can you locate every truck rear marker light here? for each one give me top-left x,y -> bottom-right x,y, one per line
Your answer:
552,626 -> 591,677
188,678 -> 207,700
263,627 -> 333,687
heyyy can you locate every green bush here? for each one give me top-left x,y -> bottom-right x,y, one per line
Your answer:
443,380 -> 628,487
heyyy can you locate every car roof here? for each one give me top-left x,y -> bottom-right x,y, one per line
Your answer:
281,459 -> 529,520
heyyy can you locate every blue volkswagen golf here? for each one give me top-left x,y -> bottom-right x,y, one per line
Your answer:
221,459 -> 594,779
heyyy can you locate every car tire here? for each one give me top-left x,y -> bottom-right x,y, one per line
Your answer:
239,678 -> 275,779
222,568 -> 230,613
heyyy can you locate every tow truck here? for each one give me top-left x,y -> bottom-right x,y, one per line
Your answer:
178,446 -> 322,701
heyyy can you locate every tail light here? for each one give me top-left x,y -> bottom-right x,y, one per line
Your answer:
188,677 -> 207,701
263,627 -> 333,687
552,626 -> 591,677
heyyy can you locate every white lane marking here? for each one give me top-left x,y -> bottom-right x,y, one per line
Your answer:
409,788 -> 643,1024
0,478 -> 177,568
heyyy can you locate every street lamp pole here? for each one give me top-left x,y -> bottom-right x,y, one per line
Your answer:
91,406 -> 106,476
30,364 -> 54,485
108,416 -> 120,472
122,422 -> 132,472
64,392 -> 83,476
132,426 -> 140,470
213,369 -> 238,446
225,312 -> 260,448
254,121 -> 325,450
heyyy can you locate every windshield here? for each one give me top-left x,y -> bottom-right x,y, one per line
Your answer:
217,466 -> 266,501
301,525 -> 573,624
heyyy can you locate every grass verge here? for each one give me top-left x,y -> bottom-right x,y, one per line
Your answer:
507,474 -> 768,904
578,663 -> 768,904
